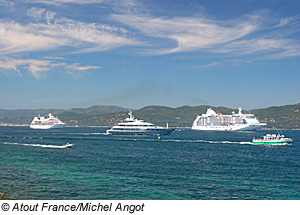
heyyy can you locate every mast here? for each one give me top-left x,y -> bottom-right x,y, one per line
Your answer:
128,110 -> 134,120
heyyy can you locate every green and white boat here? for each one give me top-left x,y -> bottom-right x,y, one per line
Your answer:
252,133 -> 293,145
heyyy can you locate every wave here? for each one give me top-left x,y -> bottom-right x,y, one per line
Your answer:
2,137 -> 289,148
3,142 -> 70,149
108,137 -> 291,146
69,132 -> 106,136
105,137 -> 254,145
159,139 -> 251,144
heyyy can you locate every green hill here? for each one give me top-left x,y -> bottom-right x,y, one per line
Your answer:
59,103 -> 300,129
69,105 -> 129,115
251,103 -> 300,129
0,103 -> 299,129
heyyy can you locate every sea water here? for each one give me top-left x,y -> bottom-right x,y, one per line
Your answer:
0,126 -> 299,200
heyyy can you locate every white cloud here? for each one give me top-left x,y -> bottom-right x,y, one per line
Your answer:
27,61 -> 51,79
0,7 -> 139,55
0,57 -> 51,79
27,7 -> 46,20
0,21 -> 68,54
0,6 -> 138,79
25,0 -> 136,7
0,56 -> 101,79
66,63 -> 101,71
110,13 -> 300,60
111,14 -> 257,54
25,0 -> 106,5
0,57 -> 22,77
276,15 -> 300,27
0,0 -> 15,12
216,39 -> 300,58
44,56 -> 65,60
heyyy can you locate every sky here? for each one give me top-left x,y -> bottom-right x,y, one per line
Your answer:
0,0 -> 299,110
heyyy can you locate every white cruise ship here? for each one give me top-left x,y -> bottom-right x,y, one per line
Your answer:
192,107 -> 266,131
106,111 -> 174,135
30,113 -> 65,129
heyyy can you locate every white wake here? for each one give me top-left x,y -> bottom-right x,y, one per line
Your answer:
3,142 -> 70,149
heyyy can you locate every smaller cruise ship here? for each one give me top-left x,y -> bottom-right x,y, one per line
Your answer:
30,113 -> 65,129
106,111 -> 174,135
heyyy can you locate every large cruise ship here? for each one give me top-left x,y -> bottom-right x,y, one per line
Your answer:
191,107 -> 266,131
106,111 -> 174,135
30,113 -> 65,129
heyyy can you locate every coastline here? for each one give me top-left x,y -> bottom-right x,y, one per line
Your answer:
0,124 -> 299,130
0,123 -> 29,127
0,192 -> 14,200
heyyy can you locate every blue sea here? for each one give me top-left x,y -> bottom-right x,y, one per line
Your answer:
0,126 -> 299,200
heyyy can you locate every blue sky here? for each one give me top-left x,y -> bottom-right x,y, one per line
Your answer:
0,0 -> 299,110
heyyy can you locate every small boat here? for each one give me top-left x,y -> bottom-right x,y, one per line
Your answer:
252,133 -> 293,145
63,143 -> 73,148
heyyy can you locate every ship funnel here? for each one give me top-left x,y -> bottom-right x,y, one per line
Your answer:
238,107 -> 242,115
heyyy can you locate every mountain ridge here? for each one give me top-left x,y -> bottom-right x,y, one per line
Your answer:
0,103 -> 299,129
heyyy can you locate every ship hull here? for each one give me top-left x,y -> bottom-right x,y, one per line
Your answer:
191,123 -> 266,131
30,123 -> 65,129
252,140 -> 292,144
106,128 -> 175,135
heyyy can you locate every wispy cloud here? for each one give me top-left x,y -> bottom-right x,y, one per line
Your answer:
0,0 -> 15,12
25,0 -> 106,6
65,63 -> 101,71
190,61 -> 223,69
0,7 -> 139,55
0,6 -> 138,79
0,56 -> 100,79
275,15 -> 300,27
0,21 -> 68,54
24,0 -> 138,8
27,7 -> 46,20
111,12 -> 300,59
111,14 -> 257,54
0,57 -> 51,79
1,2 -> 299,82
216,38 -> 300,59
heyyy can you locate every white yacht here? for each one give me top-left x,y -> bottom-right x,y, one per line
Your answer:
30,113 -> 65,129
106,111 -> 174,135
192,107 -> 266,131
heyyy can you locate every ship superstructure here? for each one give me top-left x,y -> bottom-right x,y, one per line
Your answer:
192,107 -> 266,131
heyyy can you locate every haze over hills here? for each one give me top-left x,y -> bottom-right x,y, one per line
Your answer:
69,105 -> 130,115
0,105 -> 130,126
0,105 -> 129,117
0,103 -> 299,129
132,104 -> 300,129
